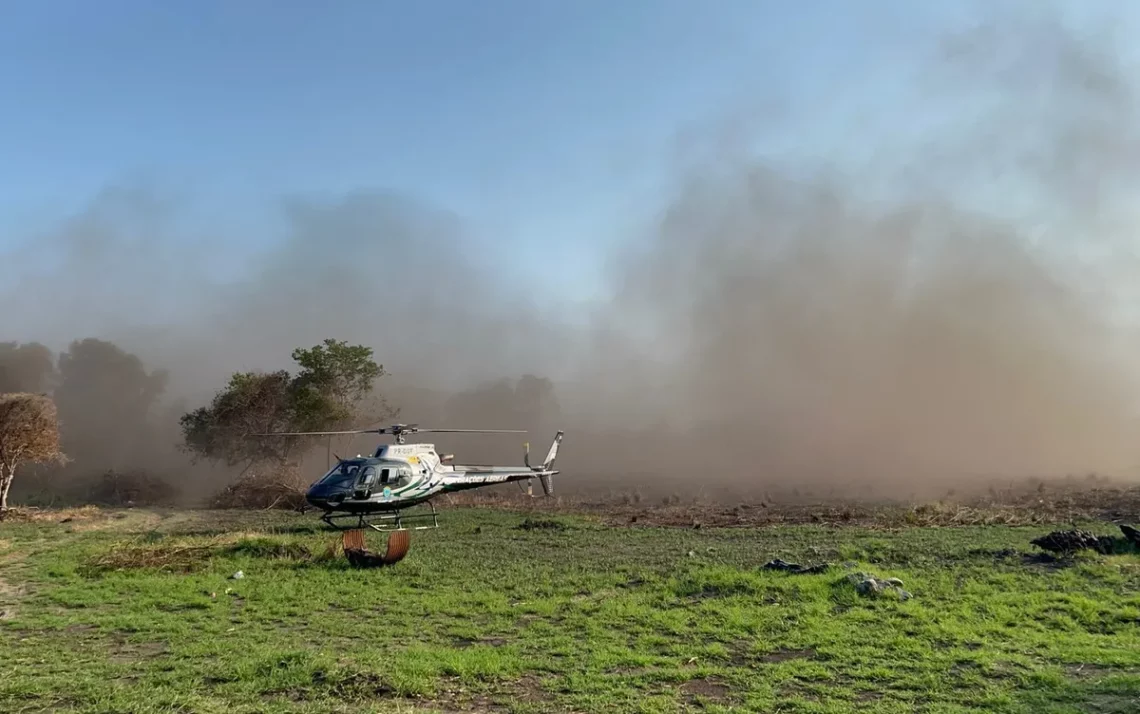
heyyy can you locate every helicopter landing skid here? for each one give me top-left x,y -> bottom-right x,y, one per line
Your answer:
320,501 -> 440,532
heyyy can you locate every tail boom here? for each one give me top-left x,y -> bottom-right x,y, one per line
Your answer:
445,430 -> 563,496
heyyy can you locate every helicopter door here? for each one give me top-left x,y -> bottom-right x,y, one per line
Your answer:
353,466 -> 377,500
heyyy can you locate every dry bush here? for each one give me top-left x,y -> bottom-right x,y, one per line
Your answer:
82,469 -> 181,507
211,463 -> 310,511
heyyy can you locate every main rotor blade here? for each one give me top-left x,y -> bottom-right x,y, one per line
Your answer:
416,429 -> 528,434
251,426 -> 527,437
251,429 -> 383,436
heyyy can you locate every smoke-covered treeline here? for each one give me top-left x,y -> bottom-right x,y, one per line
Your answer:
0,338 -> 192,504
5,8 -> 1140,504
0,338 -> 569,505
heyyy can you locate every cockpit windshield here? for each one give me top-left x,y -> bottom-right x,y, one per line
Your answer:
318,459 -> 368,489
317,459 -> 413,490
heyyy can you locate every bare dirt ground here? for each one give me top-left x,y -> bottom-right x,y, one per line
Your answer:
7,473 -> 1140,532
444,475 -> 1140,529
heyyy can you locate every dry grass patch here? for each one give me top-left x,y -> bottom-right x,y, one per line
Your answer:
79,530 -> 324,575
85,543 -> 216,574
0,505 -> 104,523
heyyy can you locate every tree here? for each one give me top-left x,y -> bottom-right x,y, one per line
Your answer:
0,342 -> 56,393
180,370 -> 297,468
0,393 -> 67,514
291,339 -> 385,421
179,339 -> 394,472
54,338 -> 168,472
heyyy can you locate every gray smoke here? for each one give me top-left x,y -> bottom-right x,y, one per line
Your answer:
4,7 -> 1140,501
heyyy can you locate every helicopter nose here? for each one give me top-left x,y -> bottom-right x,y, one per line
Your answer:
305,483 -> 342,510
317,489 -> 346,507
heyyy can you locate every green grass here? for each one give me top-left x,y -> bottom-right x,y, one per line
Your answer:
2,508 -> 1139,713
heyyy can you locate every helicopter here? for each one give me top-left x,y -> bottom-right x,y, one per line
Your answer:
257,423 -> 563,534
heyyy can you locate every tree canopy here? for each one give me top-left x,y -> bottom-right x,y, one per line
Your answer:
179,339 -> 393,469
54,338 -> 170,471
0,393 -> 66,513
0,341 -> 56,394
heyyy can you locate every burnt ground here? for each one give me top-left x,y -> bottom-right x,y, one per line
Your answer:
444,476 -> 1140,529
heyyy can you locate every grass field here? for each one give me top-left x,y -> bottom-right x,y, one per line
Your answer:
2,505 -> 1140,713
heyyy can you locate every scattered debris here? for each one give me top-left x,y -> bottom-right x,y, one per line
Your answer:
762,558 -> 830,575
230,570 -> 244,580
1030,525 -> 1140,555
1121,524 -> 1140,547
1031,530 -> 1115,555
845,572 -> 911,601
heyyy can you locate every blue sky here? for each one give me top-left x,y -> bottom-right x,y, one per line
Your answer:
0,0 -> 1128,305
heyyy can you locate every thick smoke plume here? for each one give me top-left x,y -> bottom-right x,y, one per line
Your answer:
4,9 -> 1140,503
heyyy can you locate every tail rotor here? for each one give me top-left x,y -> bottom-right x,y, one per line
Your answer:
525,431 -> 563,496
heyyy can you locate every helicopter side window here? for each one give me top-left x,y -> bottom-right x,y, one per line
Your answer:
379,468 -> 390,485
352,466 -> 377,499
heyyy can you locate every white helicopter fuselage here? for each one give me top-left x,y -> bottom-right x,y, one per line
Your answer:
304,431 -> 562,514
